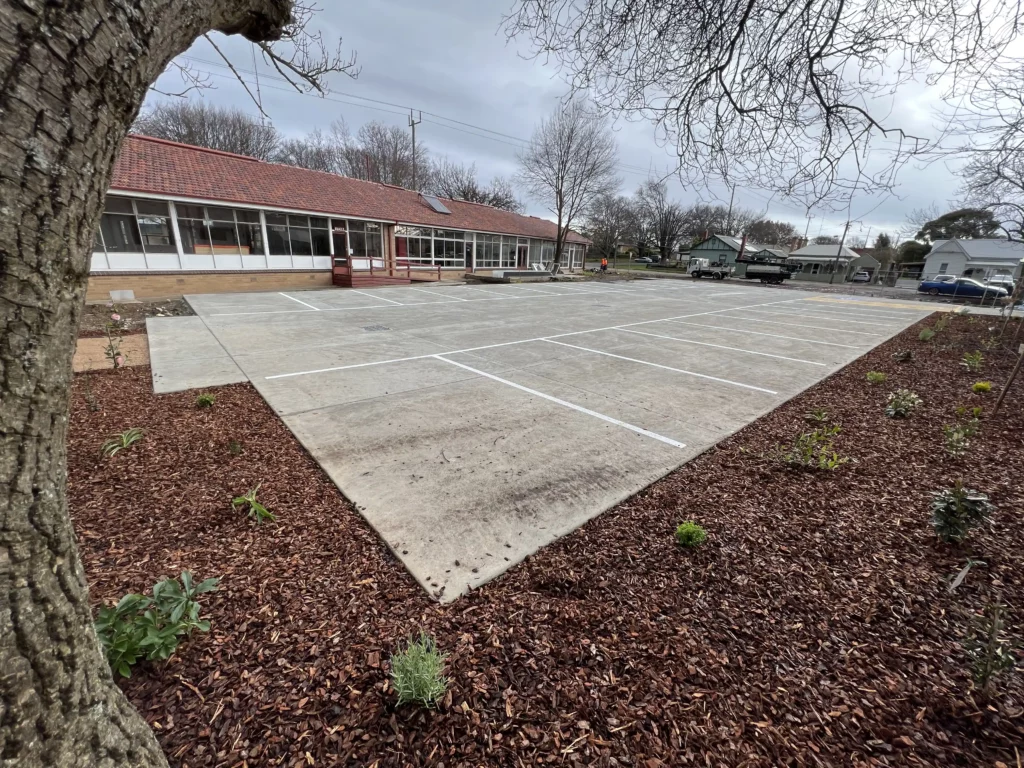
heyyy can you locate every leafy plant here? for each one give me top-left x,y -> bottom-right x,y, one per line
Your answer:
100,427 -> 144,458
930,482 -> 995,543
390,632 -> 448,708
942,424 -> 972,458
964,599 -> 1015,697
954,404 -> 984,421
961,351 -> 984,372
779,425 -> 849,471
934,313 -> 952,332
228,439 -> 244,456
805,407 -> 829,424
866,371 -> 887,385
103,305 -> 128,369
232,483 -> 275,524
94,571 -> 219,678
675,521 -> 708,547
972,381 -> 992,394
891,349 -> 914,363
981,337 -> 1001,351
885,389 -> 922,418
919,328 -> 936,342
196,393 -> 216,408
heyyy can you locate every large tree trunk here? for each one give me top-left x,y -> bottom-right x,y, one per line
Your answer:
0,2 -> 291,765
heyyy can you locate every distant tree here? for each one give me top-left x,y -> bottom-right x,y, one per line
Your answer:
584,193 -> 633,261
745,218 -> 797,245
134,101 -> 280,160
814,235 -> 840,245
916,208 -> 1001,242
846,235 -> 867,248
874,232 -> 893,249
427,158 -> 523,212
275,127 -> 342,172
898,240 -> 932,262
680,203 -> 758,238
517,100 -> 620,270
635,181 -> 688,262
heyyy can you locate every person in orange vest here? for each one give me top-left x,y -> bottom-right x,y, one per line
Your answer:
600,257 -> 608,273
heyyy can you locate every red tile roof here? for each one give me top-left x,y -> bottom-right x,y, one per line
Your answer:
111,135 -> 589,244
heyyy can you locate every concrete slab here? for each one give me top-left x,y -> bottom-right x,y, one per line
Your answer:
150,282 -> 933,600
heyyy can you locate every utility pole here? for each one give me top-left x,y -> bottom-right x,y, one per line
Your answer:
725,185 -> 736,234
802,213 -> 814,250
830,219 -> 852,285
408,110 -> 422,190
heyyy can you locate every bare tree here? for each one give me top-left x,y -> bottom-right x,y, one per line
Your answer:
0,3 -> 354,766
635,181 -> 688,262
814,235 -> 841,245
339,121 -> 429,189
428,158 -> 523,212
517,100 -> 619,270
275,127 -> 343,172
134,101 -> 281,159
681,203 -> 758,238
504,0 -> 1024,206
584,193 -> 633,262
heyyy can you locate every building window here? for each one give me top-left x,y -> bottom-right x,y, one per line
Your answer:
938,262 -> 949,274
346,220 -> 382,260
178,204 -> 264,256
94,195 -> 175,254
810,263 -> 821,275
395,225 -> 433,264
433,229 -> 465,268
263,212 -> 330,257
475,234 -> 502,268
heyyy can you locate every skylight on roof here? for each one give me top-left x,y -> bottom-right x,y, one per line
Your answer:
421,194 -> 451,214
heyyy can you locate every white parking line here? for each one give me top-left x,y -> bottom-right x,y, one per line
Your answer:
714,313 -> 885,337
796,301 -> 928,320
407,287 -> 469,302
613,328 -> 827,366
462,286 -> 524,298
664,320 -> 862,348
739,307 -> 894,327
350,289 -> 404,305
263,297 -> 807,379
542,339 -> 777,393
434,356 -> 686,449
279,292 -> 321,311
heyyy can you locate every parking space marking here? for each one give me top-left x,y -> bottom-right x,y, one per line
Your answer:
664,320 -> 862,348
714,313 -> 885,336
613,328 -> 827,366
542,339 -> 778,393
798,300 -> 929,319
741,308 -> 897,327
434,356 -> 687,449
407,287 -> 470,302
351,289 -> 404,305
277,293 -> 321,310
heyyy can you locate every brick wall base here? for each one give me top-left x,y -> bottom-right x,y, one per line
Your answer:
86,271 -> 333,301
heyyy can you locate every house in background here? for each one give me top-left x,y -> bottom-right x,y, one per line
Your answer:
689,234 -> 764,267
786,244 -> 880,283
89,135 -> 589,301
922,239 -> 1024,281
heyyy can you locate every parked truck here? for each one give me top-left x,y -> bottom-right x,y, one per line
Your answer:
687,257 -> 732,280
739,261 -> 797,285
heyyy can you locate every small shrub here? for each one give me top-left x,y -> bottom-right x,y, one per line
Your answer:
390,632 -> 448,708
196,393 -> 216,408
675,521 -> 708,547
942,424 -> 972,458
961,351 -> 984,372
103,306 -> 128,369
964,599 -> 1015,697
94,571 -> 219,678
919,328 -> 936,342
954,404 -> 984,421
779,425 -> 849,471
228,439 -> 243,456
981,337 -> 1001,351
232,483 -> 275,524
930,482 -> 994,543
100,427 -> 144,458
934,313 -> 952,332
972,381 -> 992,394
892,349 -> 914,363
866,371 -> 887,385
805,407 -> 829,424
885,389 -> 922,418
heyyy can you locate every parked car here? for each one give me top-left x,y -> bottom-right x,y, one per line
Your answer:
851,270 -> 871,283
986,275 -> 1017,294
634,256 -> 653,263
917,277 -> 1009,300
931,274 -> 957,282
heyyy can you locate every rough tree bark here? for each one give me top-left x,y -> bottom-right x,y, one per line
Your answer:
0,2 -> 293,765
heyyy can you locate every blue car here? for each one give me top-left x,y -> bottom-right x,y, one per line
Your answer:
918,277 -> 1009,301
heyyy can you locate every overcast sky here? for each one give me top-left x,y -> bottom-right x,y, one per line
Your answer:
147,0 -> 967,244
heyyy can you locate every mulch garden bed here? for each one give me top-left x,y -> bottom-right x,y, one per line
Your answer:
69,313 -> 1024,767
79,297 -> 193,337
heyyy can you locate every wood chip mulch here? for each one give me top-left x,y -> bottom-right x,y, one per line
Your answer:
69,315 -> 1024,767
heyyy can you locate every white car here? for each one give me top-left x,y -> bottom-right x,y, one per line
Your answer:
986,275 -> 1017,294
851,270 -> 871,283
